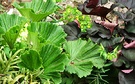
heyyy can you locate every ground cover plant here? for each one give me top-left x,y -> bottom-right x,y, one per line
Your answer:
60,6 -> 92,32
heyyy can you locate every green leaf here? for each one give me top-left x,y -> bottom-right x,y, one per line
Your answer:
40,44 -> 68,84
56,0 -> 63,2
0,13 -> 27,48
63,39 -> 105,78
19,50 -> 42,71
28,22 -> 66,47
27,31 -> 43,51
2,26 -> 20,49
40,72 -> 61,84
0,13 -> 26,33
13,0 -> 57,22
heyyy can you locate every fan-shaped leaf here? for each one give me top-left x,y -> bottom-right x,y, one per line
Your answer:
63,39 -> 105,78
13,0 -> 57,22
0,13 -> 26,33
28,22 -> 66,47
0,13 -> 27,48
2,26 -> 20,49
27,31 -> 43,51
19,50 -> 42,71
40,44 -> 68,84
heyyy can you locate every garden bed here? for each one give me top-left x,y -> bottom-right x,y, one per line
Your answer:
0,0 -> 135,84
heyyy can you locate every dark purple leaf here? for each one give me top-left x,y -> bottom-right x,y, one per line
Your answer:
77,0 -> 112,18
87,21 -> 118,39
78,6 -> 112,18
61,21 -> 81,41
87,21 -> 123,51
95,21 -> 118,34
113,55 -> 134,72
125,23 -> 135,34
113,56 -> 129,69
122,30 -> 135,40
119,70 -> 135,84
89,6 -> 112,18
86,0 -> 99,8
122,48 -> 135,61
89,37 -> 123,48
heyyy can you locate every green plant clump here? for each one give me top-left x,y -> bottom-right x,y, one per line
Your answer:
60,6 -> 92,31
